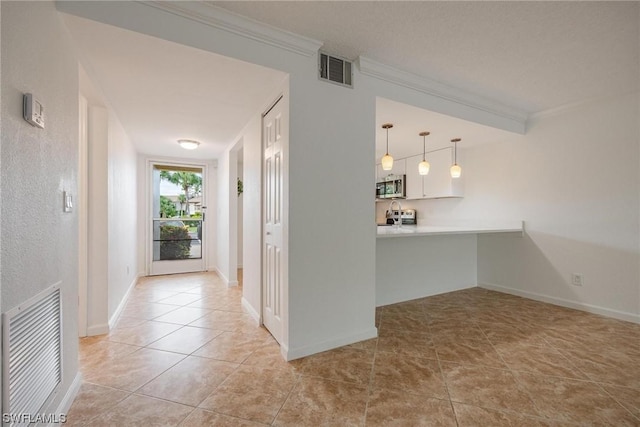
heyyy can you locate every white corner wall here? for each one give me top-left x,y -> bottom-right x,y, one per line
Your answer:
239,113 -> 263,321
215,147 -> 237,286
107,114 -> 138,321
477,93 -> 640,322
1,0 -> 80,411
405,93 -> 639,322
85,103 -> 139,333
87,105 -> 109,333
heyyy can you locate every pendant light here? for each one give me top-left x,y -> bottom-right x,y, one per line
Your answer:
418,131 -> 430,175
450,138 -> 462,178
381,123 -> 394,171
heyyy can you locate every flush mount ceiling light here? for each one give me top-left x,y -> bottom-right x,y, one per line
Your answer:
418,131 -> 431,176
450,138 -> 462,178
178,139 -> 200,150
381,123 -> 394,171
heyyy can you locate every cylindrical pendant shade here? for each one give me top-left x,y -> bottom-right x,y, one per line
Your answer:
381,153 -> 394,171
418,160 -> 430,175
450,164 -> 462,178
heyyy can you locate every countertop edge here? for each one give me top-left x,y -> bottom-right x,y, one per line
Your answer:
376,222 -> 524,238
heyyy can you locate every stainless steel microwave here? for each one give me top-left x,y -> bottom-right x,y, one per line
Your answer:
376,174 -> 406,199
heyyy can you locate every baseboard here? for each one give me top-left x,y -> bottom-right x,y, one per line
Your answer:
376,284 -> 476,307
214,267 -> 238,288
108,274 -> 140,330
87,323 -> 109,336
479,282 -> 640,324
214,267 -> 228,284
284,327 -> 378,361
241,297 -> 261,324
49,371 -> 83,425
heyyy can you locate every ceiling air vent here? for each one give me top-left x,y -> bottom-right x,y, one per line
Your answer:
319,52 -> 353,88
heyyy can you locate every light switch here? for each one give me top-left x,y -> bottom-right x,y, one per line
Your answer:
63,191 -> 73,213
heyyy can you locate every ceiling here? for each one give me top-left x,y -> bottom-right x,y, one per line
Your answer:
61,2 -> 638,161
62,13 -> 287,159
214,1 -> 639,113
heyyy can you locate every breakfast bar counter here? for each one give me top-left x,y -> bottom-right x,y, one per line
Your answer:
375,220 -> 524,307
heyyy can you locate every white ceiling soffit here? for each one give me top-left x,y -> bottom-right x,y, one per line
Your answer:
375,97 -> 522,161
212,1 -> 640,114
140,1 -> 323,57
62,13 -> 287,159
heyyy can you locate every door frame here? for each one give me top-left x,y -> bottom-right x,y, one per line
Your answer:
78,94 -> 89,337
145,158 -> 209,276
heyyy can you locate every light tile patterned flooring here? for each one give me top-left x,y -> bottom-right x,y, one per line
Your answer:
68,271 -> 640,426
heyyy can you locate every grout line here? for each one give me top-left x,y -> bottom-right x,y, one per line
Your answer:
270,374 -> 301,426
434,316 -> 460,427
362,326 -> 380,426
77,278 -> 640,426
477,312 -> 549,420
596,383 -> 640,423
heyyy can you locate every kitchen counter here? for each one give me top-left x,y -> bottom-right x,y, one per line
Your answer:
375,220 -> 524,306
376,221 -> 523,238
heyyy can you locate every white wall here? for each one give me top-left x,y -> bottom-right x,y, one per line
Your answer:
84,102 -> 139,333
107,114 -> 138,320
1,0 -> 80,411
238,111 -> 264,323
136,154 -> 147,275
87,106 -> 109,333
400,93 -> 640,322
215,147 -> 237,286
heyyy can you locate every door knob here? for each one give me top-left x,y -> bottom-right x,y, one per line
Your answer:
266,232 -> 271,235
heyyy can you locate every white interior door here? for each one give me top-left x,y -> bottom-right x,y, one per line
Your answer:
263,97 -> 285,344
149,163 -> 207,276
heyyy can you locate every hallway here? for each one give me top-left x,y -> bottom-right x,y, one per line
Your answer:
67,272 -> 639,426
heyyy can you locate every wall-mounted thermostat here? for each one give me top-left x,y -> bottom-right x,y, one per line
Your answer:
23,93 -> 45,129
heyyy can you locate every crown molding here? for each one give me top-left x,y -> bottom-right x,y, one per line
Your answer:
528,90 -> 639,122
139,1 -> 323,57
358,56 -> 529,129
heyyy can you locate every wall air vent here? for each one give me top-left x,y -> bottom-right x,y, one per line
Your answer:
319,52 -> 353,88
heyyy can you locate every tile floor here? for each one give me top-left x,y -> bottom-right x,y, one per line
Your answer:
68,271 -> 640,426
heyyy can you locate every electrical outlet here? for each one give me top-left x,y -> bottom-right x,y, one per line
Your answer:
571,273 -> 583,286
126,266 -> 130,275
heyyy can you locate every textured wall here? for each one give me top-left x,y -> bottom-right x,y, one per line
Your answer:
1,0 -> 79,408
87,106 -> 109,332
107,113 -> 138,319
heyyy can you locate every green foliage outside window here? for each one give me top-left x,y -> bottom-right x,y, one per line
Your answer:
159,195 -> 177,218
159,225 -> 191,260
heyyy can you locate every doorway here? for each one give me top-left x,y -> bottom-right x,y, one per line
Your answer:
148,162 -> 207,275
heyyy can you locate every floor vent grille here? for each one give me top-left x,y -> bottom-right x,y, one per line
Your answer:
2,284 -> 62,425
